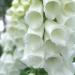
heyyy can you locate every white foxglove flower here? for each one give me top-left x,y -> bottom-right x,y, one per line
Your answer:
13,59 -> 27,70
22,40 -> 60,69
0,33 -> 15,52
55,15 -> 68,24
0,53 -> 15,72
44,56 -> 74,75
45,20 -> 60,35
0,53 -> 14,65
0,20 -> 4,32
50,28 -> 68,46
2,0 -> 75,75
61,0 -> 75,16
42,40 -> 60,59
43,0 -> 61,19
6,22 -> 28,39
12,0 -> 19,7
24,34 -> 43,51
45,20 -> 68,46
67,32 -> 75,46
22,54 -> 44,68
27,25 -> 44,38
13,48 -> 24,60
64,16 -> 75,32
44,57 -> 62,75
25,0 -> 43,29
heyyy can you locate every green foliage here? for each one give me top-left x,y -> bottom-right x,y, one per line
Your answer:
0,45 -> 3,57
20,67 -> 48,75
73,57 -> 75,62
4,0 -> 13,7
0,0 -> 13,17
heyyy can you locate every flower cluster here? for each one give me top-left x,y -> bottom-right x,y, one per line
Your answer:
0,0 -> 75,75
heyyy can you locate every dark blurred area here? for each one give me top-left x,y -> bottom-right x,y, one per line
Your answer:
5,0 -> 13,8
0,0 -> 13,57
0,45 -> 3,57
0,0 -> 13,17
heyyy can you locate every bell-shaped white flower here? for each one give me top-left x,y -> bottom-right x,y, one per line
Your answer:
64,16 -> 75,32
44,56 -> 74,75
50,28 -> 68,46
41,40 -> 60,60
2,0 -> 75,75
7,22 -> 27,39
55,15 -> 68,24
0,53 -> 15,72
44,56 -> 62,75
43,0 -> 61,19
45,20 -> 68,46
22,54 -> 44,68
13,59 -> 27,70
0,33 -> 15,52
25,0 -> 43,29
61,0 -> 75,16
0,53 -> 14,65
45,20 -> 60,35
27,25 -> 44,38
13,47 -> 24,60
24,33 -> 43,51
66,32 -> 75,47
0,20 -> 4,32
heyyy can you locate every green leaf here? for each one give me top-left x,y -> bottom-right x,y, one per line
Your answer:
20,67 -> 48,75
0,45 -> 3,57
73,57 -> 75,62
20,67 -> 32,75
35,68 -> 48,75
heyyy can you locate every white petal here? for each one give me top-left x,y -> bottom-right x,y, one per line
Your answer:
24,34 -> 43,51
0,53 -> 14,65
27,25 -> 44,38
62,0 -> 75,16
64,16 -> 75,32
50,28 -> 68,46
42,40 -> 60,59
43,0 -> 61,19
22,54 -> 43,68
0,20 -> 4,32
25,0 -> 43,29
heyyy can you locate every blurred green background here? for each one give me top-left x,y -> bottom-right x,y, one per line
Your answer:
0,0 -> 13,17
